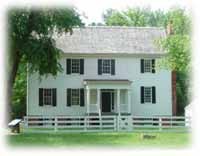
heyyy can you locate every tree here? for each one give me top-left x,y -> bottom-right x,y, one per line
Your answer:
159,8 -> 191,115
103,7 -> 166,27
103,7 -> 191,115
7,7 -> 83,120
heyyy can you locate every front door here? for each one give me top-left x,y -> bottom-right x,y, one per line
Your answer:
101,92 -> 111,113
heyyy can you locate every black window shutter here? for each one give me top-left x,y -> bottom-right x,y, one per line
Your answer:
98,59 -> 102,75
152,59 -> 156,73
39,88 -> 43,106
67,89 -> 71,106
80,88 -> 85,107
141,87 -> 144,104
52,88 -> 57,107
111,92 -> 114,110
141,59 -> 144,73
111,59 -> 115,75
66,59 -> 71,74
80,59 -> 84,74
152,86 -> 156,104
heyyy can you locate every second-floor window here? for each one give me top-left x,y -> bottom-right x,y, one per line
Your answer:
141,59 -> 155,73
98,59 -> 115,75
66,59 -> 84,75
71,59 -> 80,73
102,59 -> 111,74
144,60 -> 152,73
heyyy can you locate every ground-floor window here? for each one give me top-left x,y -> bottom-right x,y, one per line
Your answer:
71,89 -> 80,106
141,86 -> 156,104
67,88 -> 85,107
43,89 -> 53,105
144,87 -> 152,103
39,88 -> 57,106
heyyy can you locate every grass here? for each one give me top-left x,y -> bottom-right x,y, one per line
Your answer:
7,132 -> 191,148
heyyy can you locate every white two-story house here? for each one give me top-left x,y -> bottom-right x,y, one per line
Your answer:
27,26 -> 176,118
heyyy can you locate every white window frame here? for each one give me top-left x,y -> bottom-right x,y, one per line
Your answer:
102,59 -> 111,74
71,59 -> 80,74
144,59 -> 152,73
144,87 -> 152,103
71,89 -> 80,106
43,89 -> 53,106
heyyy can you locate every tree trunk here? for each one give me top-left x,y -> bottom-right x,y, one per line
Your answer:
6,50 -> 21,123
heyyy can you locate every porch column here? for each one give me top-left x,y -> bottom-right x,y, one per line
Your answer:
86,88 -> 90,114
117,89 -> 120,116
127,89 -> 131,114
97,89 -> 101,116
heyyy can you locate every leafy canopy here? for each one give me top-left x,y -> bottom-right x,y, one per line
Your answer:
8,8 -> 83,76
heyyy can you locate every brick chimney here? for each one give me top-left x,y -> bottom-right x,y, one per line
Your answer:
166,20 -> 174,35
172,71 -> 177,116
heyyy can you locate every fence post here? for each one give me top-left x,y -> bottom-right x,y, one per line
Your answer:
159,117 -> 162,132
24,116 -> 28,128
128,115 -> 132,131
100,116 -> 102,130
54,117 -> 57,132
84,117 -> 87,131
117,116 -> 120,131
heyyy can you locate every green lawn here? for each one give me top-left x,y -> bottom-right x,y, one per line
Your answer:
7,132 -> 191,148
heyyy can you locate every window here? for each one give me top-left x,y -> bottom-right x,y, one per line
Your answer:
141,86 -> 156,104
102,59 -> 111,74
144,59 -> 152,73
141,59 -> 155,73
71,89 -> 80,106
67,88 -> 84,107
98,59 -> 115,75
66,59 -> 84,75
144,87 -> 152,103
71,59 -> 80,73
39,88 -> 57,106
43,89 -> 53,105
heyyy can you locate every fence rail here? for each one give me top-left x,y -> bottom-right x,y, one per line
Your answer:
23,115 -> 191,133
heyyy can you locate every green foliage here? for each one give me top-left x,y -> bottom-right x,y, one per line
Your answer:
103,7 -> 192,114
159,35 -> 191,72
103,7 -> 166,27
9,8 -> 83,119
8,8 -> 83,76
11,63 -> 27,119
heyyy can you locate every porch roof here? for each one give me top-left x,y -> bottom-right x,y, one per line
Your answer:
83,79 -> 132,89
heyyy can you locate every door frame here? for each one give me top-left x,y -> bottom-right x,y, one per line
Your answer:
101,89 -> 114,113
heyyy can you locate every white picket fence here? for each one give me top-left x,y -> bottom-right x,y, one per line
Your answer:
22,115 -> 191,133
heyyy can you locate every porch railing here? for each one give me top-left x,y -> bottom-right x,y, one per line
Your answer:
89,104 -> 129,114
23,115 -> 191,133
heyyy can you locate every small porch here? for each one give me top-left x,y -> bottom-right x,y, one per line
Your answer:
84,79 -> 132,116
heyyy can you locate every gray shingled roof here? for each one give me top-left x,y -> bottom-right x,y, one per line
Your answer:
55,26 -> 166,55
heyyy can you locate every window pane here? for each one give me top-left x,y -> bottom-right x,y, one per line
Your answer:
102,59 -> 111,74
72,59 -> 80,73
43,89 -> 52,105
144,87 -> 152,103
71,89 -> 80,105
144,60 -> 152,73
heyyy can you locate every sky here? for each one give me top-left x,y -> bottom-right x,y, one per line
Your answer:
71,0 -> 191,25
